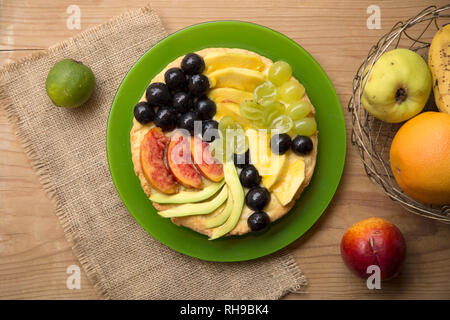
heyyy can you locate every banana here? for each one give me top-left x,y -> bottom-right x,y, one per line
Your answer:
428,24 -> 450,114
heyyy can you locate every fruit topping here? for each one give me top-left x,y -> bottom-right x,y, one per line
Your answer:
233,149 -> 250,168
191,136 -> 224,182
207,67 -> 264,92
287,100 -> 311,120
239,100 -> 264,120
245,186 -> 270,211
154,107 -> 176,132
261,101 -> 285,127
204,51 -> 265,73
140,127 -> 178,194
239,165 -> 261,188
247,211 -> 270,232
134,101 -> 155,124
188,74 -> 210,97
292,117 -> 317,136
146,82 -> 171,107
195,98 -> 217,120
270,114 -> 293,133
167,131 -> 202,189
254,81 -> 277,106
215,102 -> 252,128
177,111 -> 198,135
273,158 -> 305,205
208,87 -> 253,105
164,67 -> 186,90
291,135 -> 313,155
203,188 -> 233,229
278,79 -> 305,103
232,130 -> 249,155
181,53 -> 205,75
202,119 -> 219,142
172,91 -> 191,113
270,133 -> 291,155
217,116 -> 249,157
268,61 -> 292,86
217,115 -> 237,137
209,163 -> 245,240
158,185 -> 228,218
150,180 -> 225,204
246,128 -> 287,189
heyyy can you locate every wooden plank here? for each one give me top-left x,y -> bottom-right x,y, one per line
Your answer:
1,0 -> 449,300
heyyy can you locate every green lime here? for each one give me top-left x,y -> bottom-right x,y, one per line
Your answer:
46,59 -> 95,108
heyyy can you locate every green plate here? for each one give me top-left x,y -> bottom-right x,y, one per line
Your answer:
107,21 -> 346,262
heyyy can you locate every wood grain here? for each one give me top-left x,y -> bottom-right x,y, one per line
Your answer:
1,0 -> 449,300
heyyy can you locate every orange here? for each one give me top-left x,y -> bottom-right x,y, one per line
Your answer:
390,112 -> 450,205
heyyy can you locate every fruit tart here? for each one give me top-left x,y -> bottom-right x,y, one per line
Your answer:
130,48 -> 318,239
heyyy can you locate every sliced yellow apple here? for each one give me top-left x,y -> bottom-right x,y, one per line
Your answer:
271,156 -> 305,206
208,87 -> 253,105
208,67 -> 264,92
204,52 -> 265,73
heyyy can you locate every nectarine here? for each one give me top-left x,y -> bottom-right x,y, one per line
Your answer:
340,217 -> 406,280
140,127 -> 178,194
167,131 -> 202,189
191,136 -> 224,182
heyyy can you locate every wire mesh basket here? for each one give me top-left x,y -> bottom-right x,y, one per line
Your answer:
348,5 -> 450,223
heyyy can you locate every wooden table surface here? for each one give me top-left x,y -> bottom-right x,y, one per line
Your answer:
1,0 -> 449,300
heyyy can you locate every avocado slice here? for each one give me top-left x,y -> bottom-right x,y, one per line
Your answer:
203,187 -> 233,228
209,162 -> 245,240
150,180 -> 225,204
157,185 -> 228,218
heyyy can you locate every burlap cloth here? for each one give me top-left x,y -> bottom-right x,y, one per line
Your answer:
0,6 -> 307,299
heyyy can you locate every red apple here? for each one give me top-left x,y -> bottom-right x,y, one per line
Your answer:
340,217 -> 406,280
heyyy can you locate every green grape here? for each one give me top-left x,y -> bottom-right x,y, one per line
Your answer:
233,127 -> 249,154
218,119 -> 248,157
218,116 -> 236,135
254,81 -> 277,106
218,116 -> 237,161
262,101 -> 285,127
270,114 -> 294,133
214,136 -> 235,162
293,117 -> 317,136
287,100 -> 311,120
252,119 -> 266,129
224,137 -> 236,161
268,61 -> 292,86
239,100 -> 264,120
279,79 -> 305,103
210,137 -> 225,162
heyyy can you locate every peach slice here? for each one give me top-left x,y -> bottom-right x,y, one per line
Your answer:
191,136 -> 224,182
140,127 -> 178,194
167,131 -> 203,189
